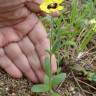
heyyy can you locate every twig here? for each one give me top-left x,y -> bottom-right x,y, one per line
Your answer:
71,70 -> 87,96
77,78 -> 96,91
83,89 -> 94,95
77,27 -> 86,43
87,45 -> 96,53
71,71 -> 95,95
56,81 -> 64,91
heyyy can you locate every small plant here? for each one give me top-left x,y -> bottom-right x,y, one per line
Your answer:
32,57 -> 66,96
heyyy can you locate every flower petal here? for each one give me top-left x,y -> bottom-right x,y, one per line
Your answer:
44,0 -> 53,3
40,2 -> 50,13
49,9 -> 56,13
57,6 -> 64,10
53,0 -> 63,4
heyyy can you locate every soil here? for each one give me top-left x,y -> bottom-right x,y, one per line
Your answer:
0,69 -> 33,96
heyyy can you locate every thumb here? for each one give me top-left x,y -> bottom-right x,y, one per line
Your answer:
26,0 -> 43,13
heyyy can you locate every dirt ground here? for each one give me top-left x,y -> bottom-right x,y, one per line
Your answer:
0,69 -> 34,96
0,69 -> 81,96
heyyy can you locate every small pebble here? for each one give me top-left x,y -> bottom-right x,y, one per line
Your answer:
69,86 -> 74,92
72,91 -> 76,94
11,93 -> 16,96
5,87 -> 9,91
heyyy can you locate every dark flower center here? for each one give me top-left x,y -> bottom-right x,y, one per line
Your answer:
47,3 -> 58,9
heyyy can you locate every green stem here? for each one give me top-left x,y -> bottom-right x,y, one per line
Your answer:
49,15 -> 53,93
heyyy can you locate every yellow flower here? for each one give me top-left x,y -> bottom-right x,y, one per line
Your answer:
40,0 -> 64,13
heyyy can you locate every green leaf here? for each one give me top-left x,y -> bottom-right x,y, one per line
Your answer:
44,75 -> 49,84
44,57 -> 51,77
79,29 -> 95,52
52,39 -> 60,53
31,84 -> 49,92
71,64 -> 88,75
70,0 -> 78,23
57,67 -> 62,74
52,73 -> 66,87
65,41 -> 77,47
87,72 -> 96,82
72,64 -> 85,72
51,92 -> 61,96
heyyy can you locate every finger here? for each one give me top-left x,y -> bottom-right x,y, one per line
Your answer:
0,13 -> 38,47
26,2 -> 41,13
13,13 -> 39,38
51,54 -> 57,73
0,5 -> 30,27
19,37 -> 44,82
4,43 -> 38,83
32,0 -> 43,4
26,1 -> 46,16
0,0 -> 26,8
0,48 -> 22,78
0,7 -> 29,21
0,27 -> 19,47
28,21 -> 57,73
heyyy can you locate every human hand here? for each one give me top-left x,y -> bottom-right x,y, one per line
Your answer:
0,0 -> 57,83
